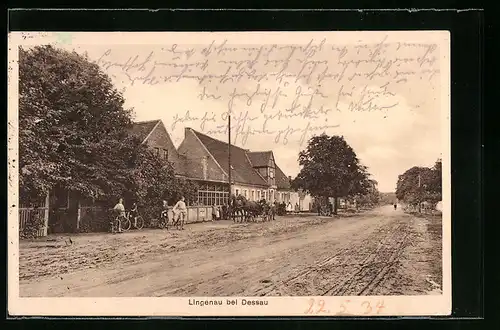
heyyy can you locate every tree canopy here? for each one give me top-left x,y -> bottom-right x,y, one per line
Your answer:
19,45 -> 197,208
291,134 -> 373,213
395,159 -> 442,206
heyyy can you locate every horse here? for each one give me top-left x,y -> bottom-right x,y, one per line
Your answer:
229,195 -> 246,223
258,199 -> 277,222
230,195 -> 274,223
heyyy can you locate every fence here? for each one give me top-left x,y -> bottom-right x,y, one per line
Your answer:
402,203 -> 441,215
77,205 -> 217,232
19,206 -> 49,238
20,203 -> 225,236
152,206 -> 215,226
19,193 -> 50,238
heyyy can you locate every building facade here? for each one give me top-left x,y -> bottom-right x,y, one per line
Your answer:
133,121 -> 311,208
274,165 -> 300,208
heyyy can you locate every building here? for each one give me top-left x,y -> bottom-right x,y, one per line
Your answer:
178,128 -> 272,205
246,151 -> 277,201
130,121 -> 310,208
31,119 -> 314,236
274,162 -> 299,207
129,119 -> 184,174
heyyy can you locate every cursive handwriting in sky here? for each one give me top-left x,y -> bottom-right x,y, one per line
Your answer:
51,33 -> 445,192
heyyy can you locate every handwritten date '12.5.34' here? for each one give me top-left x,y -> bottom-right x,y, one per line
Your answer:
304,298 -> 385,316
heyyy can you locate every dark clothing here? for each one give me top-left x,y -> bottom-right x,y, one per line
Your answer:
222,205 -> 228,220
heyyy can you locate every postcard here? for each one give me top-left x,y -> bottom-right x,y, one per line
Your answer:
8,31 -> 451,316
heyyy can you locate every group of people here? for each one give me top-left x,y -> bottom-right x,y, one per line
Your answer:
211,204 -> 229,221
112,196 -> 302,230
112,196 -> 188,233
284,202 -> 300,214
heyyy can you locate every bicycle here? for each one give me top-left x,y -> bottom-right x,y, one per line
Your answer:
157,210 -> 169,229
172,210 -> 186,230
127,211 -> 145,230
110,213 -> 130,233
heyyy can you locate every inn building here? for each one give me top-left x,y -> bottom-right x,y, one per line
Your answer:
132,119 -> 302,206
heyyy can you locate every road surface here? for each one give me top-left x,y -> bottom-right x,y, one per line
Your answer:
19,205 -> 443,297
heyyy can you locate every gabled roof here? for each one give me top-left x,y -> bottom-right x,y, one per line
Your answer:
247,151 -> 273,167
189,129 -> 269,187
129,119 -> 161,144
275,165 -> 292,190
175,154 -> 225,182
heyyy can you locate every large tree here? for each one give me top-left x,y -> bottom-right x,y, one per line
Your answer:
291,134 -> 371,214
18,45 -> 197,211
19,45 -> 135,202
395,158 -> 442,208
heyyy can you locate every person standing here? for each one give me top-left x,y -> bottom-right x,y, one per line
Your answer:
112,198 -> 126,233
211,204 -> 217,221
216,205 -> 220,220
173,196 -> 188,230
130,201 -> 138,227
222,203 -> 228,220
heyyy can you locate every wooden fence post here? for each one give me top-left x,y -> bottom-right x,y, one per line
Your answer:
76,200 -> 81,231
43,192 -> 49,236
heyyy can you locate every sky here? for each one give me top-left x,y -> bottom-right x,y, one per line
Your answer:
50,33 -> 445,192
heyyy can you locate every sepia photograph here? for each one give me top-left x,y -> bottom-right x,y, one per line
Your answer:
8,31 -> 450,316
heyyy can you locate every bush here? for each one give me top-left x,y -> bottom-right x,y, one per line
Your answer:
78,208 -> 111,233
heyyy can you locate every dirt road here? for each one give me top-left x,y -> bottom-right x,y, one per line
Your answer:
19,205 -> 442,297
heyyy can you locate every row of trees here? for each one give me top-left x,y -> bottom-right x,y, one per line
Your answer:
19,45 -> 197,216
291,135 -> 379,214
395,159 -> 442,208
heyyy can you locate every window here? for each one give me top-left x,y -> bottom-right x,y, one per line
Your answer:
197,184 -> 229,206
162,149 -> 168,160
269,167 -> 275,179
154,147 -> 160,157
236,189 -> 239,196
257,191 -> 261,200
244,190 -> 247,198
251,190 -> 255,201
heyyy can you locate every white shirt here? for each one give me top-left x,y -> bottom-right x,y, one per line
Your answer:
173,200 -> 187,212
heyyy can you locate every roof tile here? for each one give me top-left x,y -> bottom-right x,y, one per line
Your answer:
247,151 -> 272,167
190,129 -> 269,187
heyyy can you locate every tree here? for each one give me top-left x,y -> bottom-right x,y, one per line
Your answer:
395,158 -> 442,210
19,45 -> 198,212
291,134 -> 371,214
19,45 -> 134,202
125,146 -> 198,220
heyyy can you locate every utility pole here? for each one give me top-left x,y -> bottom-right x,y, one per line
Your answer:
418,173 -> 422,213
228,112 -> 232,201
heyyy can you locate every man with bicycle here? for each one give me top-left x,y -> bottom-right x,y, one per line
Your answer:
172,196 -> 187,230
